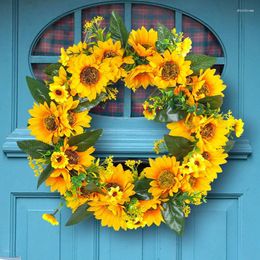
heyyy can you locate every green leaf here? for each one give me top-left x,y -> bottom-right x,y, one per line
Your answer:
134,178 -> 152,200
65,204 -> 92,226
44,63 -> 61,78
26,76 -> 51,104
164,135 -> 194,161
17,140 -> 53,159
198,95 -> 223,110
74,93 -> 107,112
224,140 -> 235,153
154,107 -> 178,123
68,129 -> 103,152
157,23 -> 172,42
109,11 -> 129,48
162,199 -> 185,235
186,54 -> 216,75
85,182 -> 104,193
37,163 -> 53,188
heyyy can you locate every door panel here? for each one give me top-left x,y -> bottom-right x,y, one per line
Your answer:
1,0 -> 259,259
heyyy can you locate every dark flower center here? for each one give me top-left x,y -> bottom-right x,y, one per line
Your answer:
65,150 -> 79,164
142,44 -> 152,49
161,61 -> 179,80
68,111 -> 76,126
56,156 -> 62,163
106,183 -> 122,190
197,84 -> 210,96
158,170 -> 175,189
200,123 -> 215,140
55,89 -> 62,96
80,66 -> 99,85
202,151 -> 210,160
103,50 -> 117,58
44,115 -> 58,131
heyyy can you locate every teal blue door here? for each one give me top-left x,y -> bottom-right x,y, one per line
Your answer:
0,0 -> 258,259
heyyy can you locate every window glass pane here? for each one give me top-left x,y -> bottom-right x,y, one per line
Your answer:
90,81 -> 124,116
132,4 -> 175,29
31,63 -> 50,81
32,14 -> 74,56
182,15 -> 223,56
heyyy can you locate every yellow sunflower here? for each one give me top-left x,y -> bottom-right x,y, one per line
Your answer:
192,68 -> 226,100
88,199 -> 128,231
143,101 -> 156,120
28,102 -> 61,144
49,85 -> 68,104
65,193 -> 89,213
125,64 -> 155,91
88,164 -> 135,231
91,39 -> 134,83
181,171 -> 211,194
92,39 -> 124,62
234,119 -> 244,137
167,115 -> 201,142
45,168 -> 71,195
50,151 -> 68,169
68,54 -> 111,101
140,199 -> 163,227
145,155 -> 182,198
128,26 -> 158,57
198,144 -> 228,181
42,213 -> 59,226
100,164 -> 135,204
59,97 -> 91,137
59,41 -> 88,67
185,153 -> 207,174
60,138 -> 95,173
148,50 -> 192,89
49,66 -> 68,103
175,37 -> 192,57
196,116 -> 229,149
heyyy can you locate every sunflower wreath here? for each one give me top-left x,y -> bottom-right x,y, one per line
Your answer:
18,13 -> 244,235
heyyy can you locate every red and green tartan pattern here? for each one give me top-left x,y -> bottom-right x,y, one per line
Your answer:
31,4 -> 224,117
32,64 -> 50,81
81,4 -> 124,37
131,4 -> 175,29
33,14 -> 74,56
183,15 -> 223,57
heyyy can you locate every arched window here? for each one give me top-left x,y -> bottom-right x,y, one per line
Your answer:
29,3 -> 225,157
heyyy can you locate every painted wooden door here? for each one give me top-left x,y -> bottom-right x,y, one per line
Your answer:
0,0 -> 258,259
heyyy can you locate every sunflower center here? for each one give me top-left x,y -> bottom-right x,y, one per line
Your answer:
103,50 -> 117,58
65,150 -> 79,164
108,186 -> 123,201
202,151 -> 210,160
161,61 -> 179,80
44,115 -> 58,131
55,89 -> 62,96
158,170 -> 175,189
80,66 -> 99,85
68,111 -> 76,126
200,123 -> 216,140
142,44 -> 151,49
197,84 -> 209,96
56,156 -> 62,163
